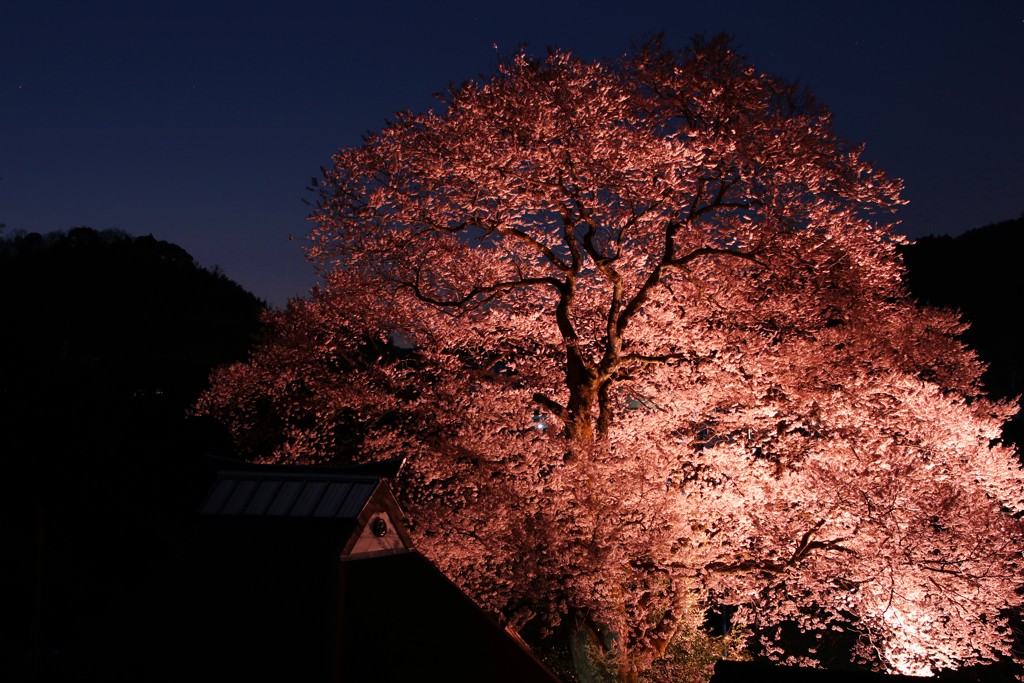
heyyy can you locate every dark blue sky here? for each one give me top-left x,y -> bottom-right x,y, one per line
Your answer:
2,1 -> 1021,307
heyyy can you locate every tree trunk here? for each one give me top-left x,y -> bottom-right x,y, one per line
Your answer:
569,617 -> 613,683
564,350 -> 599,443
566,394 -> 596,442
569,614 -> 638,683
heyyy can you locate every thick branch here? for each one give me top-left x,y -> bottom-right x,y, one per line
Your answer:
559,205 -> 583,274
503,226 -> 572,272
613,176 -> 759,340
620,351 -> 705,366
533,393 -> 567,421
670,245 -> 760,268
706,524 -> 856,577
569,194 -> 628,381
596,379 -> 613,438
408,274 -> 562,309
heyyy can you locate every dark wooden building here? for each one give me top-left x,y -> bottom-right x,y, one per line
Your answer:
41,459 -> 560,682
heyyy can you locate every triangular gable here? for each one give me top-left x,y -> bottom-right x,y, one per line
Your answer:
341,480 -> 414,559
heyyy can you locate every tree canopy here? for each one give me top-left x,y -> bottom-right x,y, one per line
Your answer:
196,36 -> 1024,682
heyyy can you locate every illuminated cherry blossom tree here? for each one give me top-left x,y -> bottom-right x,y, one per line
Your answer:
196,36 -> 1024,681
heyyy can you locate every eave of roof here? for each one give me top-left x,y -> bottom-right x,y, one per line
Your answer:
200,454 -> 405,478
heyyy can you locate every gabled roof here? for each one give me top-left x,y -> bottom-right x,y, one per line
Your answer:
196,465 -> 416,559
42,456 -> 559,682
199,471 -> 380,519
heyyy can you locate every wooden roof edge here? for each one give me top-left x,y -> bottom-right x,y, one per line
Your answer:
201,453 -> 406,478
406,550 -> 564,683
214,470 -> 384,482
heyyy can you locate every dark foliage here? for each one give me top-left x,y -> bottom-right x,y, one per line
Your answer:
899,215 -> 1023,452
0,227 -> 265,411
0,227 -> 265,680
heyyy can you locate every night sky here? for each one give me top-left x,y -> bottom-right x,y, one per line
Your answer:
2,1 -> 1021,307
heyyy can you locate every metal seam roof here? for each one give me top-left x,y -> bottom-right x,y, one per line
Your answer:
200,473 -> 378,519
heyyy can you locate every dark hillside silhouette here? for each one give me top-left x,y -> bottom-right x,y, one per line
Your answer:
0,227 -> 263,411
899,214 -> 1023,451
0,227 -> 265,679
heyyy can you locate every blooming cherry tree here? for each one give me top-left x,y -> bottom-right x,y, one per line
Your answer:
196,36 -> 1023,682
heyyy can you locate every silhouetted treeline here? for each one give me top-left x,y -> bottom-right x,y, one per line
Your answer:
0,227 -> 265,680
900,214 -> 1023,451
0,227 -> 265,414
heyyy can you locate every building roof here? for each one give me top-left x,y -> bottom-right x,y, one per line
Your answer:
38,458 -> 560,682
199,470 -> 381,519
